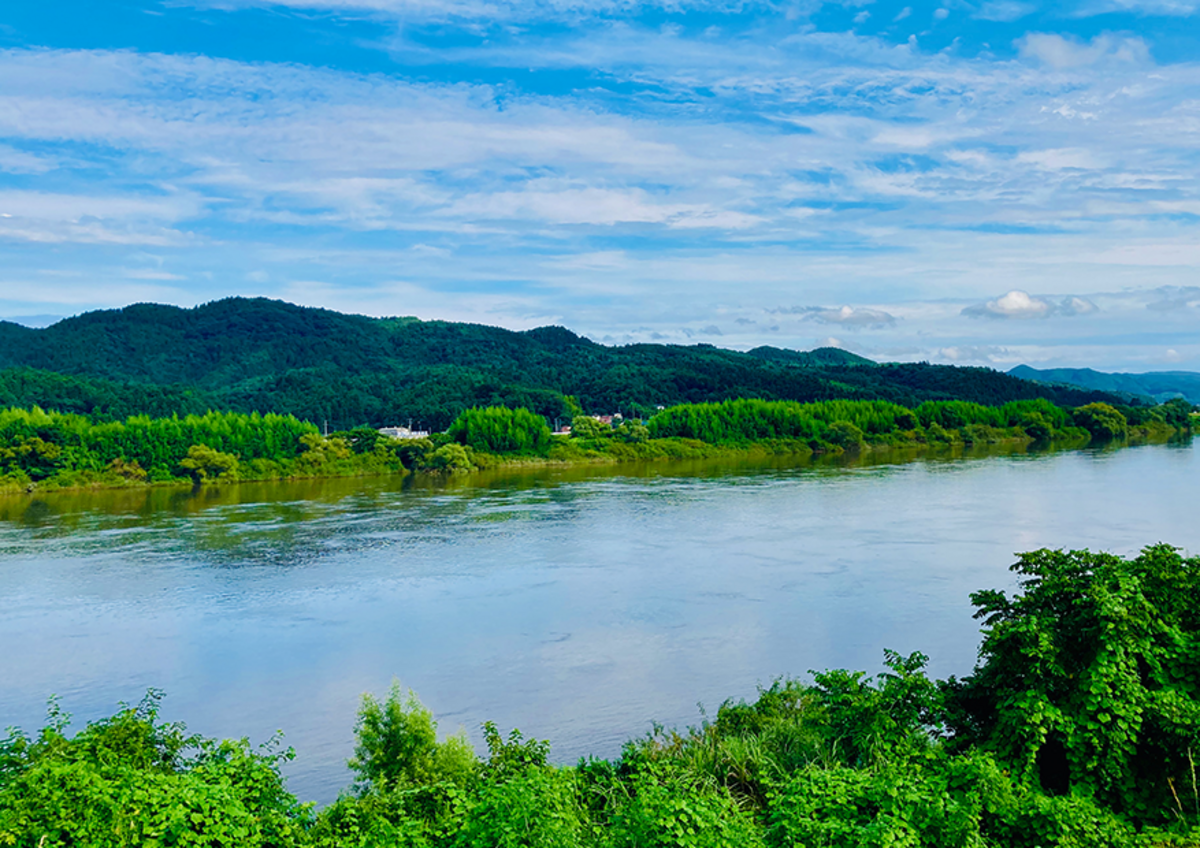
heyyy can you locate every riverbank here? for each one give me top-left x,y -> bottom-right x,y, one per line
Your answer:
0,397 -> 1190,495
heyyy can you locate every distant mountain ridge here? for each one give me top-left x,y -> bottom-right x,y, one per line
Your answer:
0,298 -> 1132,428
1009,365 -> 1200,405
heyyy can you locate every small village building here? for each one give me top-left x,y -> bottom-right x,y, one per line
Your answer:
378,426 -> 431,439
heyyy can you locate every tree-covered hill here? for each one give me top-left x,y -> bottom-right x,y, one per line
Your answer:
1010,364 -> 1200,405
0,298 -> 1131,430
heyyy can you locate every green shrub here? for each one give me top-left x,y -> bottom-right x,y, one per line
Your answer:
569,416 -> 611,440
447,408 -> 551,455
178,443 -> 240,483
426,443 -> 474,473
608,771 -> 764,848
615,421 -> 649,444
1072,402 -> 1128,441
349,683 -> 475,792
0,692 -> 308,848
942,544 -> 1200,823
824,421 -> 865,450
457,767 -> 581,848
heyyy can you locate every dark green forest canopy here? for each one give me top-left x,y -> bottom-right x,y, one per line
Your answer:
0,298 -> 1134,430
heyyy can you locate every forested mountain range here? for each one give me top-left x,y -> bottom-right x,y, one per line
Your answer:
0,298 -> 1131,430
1009,365 -> 1200,405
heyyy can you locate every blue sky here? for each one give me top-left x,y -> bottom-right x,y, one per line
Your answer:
1,0 -> 1198,370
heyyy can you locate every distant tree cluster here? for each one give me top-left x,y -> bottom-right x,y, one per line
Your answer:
1,394 -> 1191,491
0,407 -> 407,490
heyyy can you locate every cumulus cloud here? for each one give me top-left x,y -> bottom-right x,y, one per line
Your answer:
962,290 -> 1100,320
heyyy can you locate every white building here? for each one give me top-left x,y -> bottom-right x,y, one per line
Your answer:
378,426 -> 431,440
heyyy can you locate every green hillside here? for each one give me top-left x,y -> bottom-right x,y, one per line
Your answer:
0,298 -> 1133,430
1010,364 -> 1200,404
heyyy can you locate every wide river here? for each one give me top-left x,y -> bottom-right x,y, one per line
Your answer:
1,441 -> 1196,802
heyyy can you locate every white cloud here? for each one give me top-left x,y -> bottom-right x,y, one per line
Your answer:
774,305 -> 898,328
937,345 -> 1012,362
1016,33 -> 1151,68
1074,0 -> 1200,15
184,0 -> 773,21
1015,148 -> 1104,170
0,189 -> 199,245
0,34 -> 1196,368
962,290 -> 1100,319
974,1 -> 1035,21
0,144 -> 56,174
1145,286 -> 1200,311
964,290 -> 1052,319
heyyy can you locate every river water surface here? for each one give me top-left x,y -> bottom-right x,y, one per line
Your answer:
1,442 -> 1196,803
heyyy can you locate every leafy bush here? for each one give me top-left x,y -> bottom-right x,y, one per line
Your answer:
1072,402 -> 1128,440
942,544 -> 1200,823
178,444 -> 239,483
824,420 -> 866,450
0,691 -> 308,848
349,684 -> 475,792
457,766 -> 581,848
569,416 -> 611,440
425,443 -> 475,473
608,770 -> 764,848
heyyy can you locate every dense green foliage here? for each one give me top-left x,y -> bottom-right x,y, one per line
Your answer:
0,368 -> 216,420
943,544 -> 1200,820
647,396 -> 1098,447
2,391 -> 1191,491
0,299 -> 1133,431
446,407 -> 551,455
0,407 -> 410,491
5,545 -> 1200,846
0,691 -> 308,846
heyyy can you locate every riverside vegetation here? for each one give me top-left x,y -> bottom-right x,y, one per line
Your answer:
3,543 -> 1200,846
0,396 -> 1194,493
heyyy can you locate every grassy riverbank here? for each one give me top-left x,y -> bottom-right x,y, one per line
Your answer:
0,397 -> 1192,494
4,543 -> 1200,847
